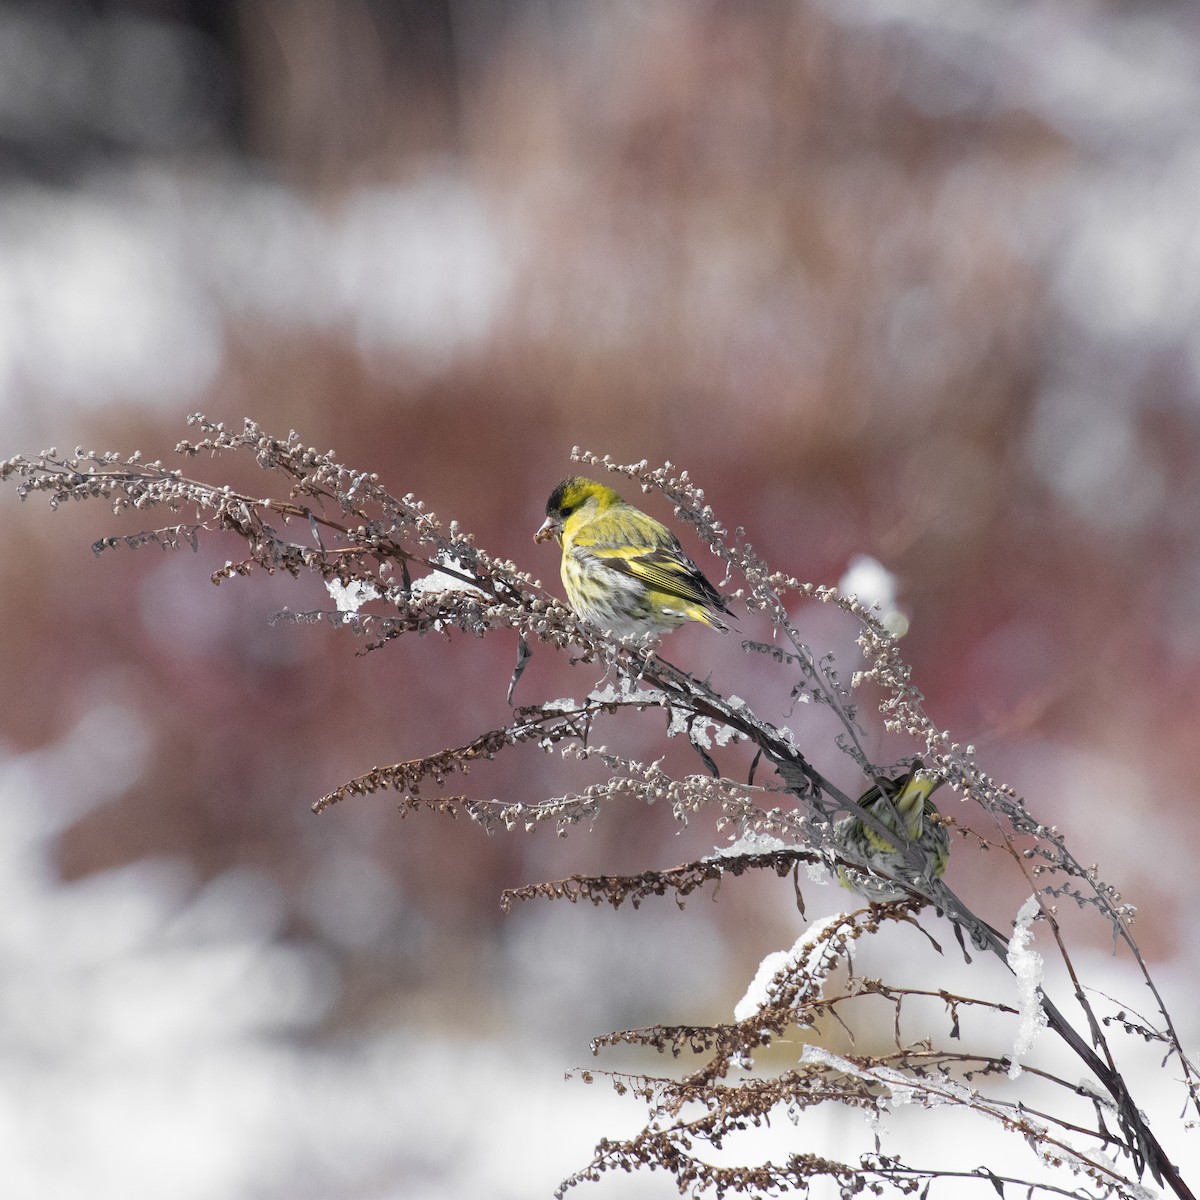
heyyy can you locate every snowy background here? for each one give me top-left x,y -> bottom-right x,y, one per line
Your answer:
2,1 -> 1200,1196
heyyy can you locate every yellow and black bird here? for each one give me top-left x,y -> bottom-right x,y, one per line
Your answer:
535,476 -> 731,638
833,763 -> 949,901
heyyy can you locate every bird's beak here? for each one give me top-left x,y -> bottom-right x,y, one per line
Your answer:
534,517 -> 556,544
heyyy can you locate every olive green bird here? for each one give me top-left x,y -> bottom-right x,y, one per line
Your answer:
535,476 -> 732,638
833,763 -> 949,901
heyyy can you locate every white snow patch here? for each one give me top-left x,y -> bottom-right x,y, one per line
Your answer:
1006,894 -> 1049,1078
733,914 -> 847,1022
325,578 -> 381,613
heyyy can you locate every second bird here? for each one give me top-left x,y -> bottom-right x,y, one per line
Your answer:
535,476 -> 731,638
833,764 -> 950,902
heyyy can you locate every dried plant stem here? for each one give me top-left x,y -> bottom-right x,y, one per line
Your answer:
2,418 -> 1192,1200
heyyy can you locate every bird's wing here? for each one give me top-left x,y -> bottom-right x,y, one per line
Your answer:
596,543 -> 726,609
571,505 -> 728,611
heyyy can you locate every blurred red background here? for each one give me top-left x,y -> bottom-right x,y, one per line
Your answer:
2,2 -> 1198,1196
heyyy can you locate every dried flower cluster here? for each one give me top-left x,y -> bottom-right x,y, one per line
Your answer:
2,416 -> 1194,1200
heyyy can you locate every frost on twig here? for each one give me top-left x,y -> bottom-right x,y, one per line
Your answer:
1007,894 -> 1050,1079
